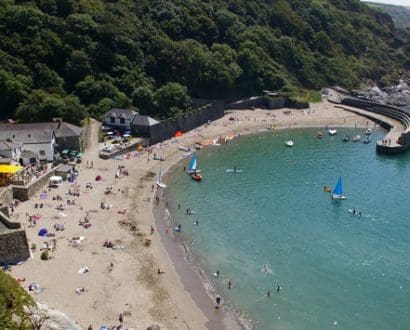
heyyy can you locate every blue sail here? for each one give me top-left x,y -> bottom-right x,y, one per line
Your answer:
332,176 -> 343,196
188,153 -> 197,172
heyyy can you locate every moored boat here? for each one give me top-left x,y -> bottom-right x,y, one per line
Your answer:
365,128 -> 372,135
285,140 -> 294,147
328,128 -> 337,136
363,135 -> 371,144
191,172 -> 202,181
187,153 -> 201,174
352,135 -> 361,142
317,131 -> 323,139
343,135 -> 350,142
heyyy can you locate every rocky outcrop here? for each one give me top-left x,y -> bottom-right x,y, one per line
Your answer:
352,79 -> 410,107
25,303 -> 82,330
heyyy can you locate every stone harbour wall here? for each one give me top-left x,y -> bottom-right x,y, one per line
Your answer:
0,230 -> 30,265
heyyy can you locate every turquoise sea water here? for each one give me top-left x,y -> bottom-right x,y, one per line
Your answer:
166,128 -> 410,330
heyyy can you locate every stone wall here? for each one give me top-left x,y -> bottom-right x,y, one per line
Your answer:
12,165 -> 63,202
99,139 -> 148,159
0,230 -> 30,265
226,95 -> 308,110
149,101 -> 225,145
0,187 -> 13,207
0,210 -> 21,229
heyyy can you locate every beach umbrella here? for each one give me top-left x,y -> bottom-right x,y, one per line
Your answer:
174,131 -> 183,137
38,228 -> 48,237
106,131 -> 114,135
122,133 -> 131,138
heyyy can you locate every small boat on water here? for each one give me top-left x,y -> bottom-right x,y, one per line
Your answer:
343,135 -> 350,142
191,172 -> 202,181
156,168 -> 167,189
328,128 -> 337,136
187,153 -> 201,174
352,135 -> 361,142
363,135 -> 371,144
317,131 -> 323,139
331,176 -> 346,200
285,140 -> 294,147
365,128 -> 372,135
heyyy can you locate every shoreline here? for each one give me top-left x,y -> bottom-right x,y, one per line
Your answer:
9,101 -> 379,329
148,101 -> 377,329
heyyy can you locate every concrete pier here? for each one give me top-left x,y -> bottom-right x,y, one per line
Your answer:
328,89 -> 410,155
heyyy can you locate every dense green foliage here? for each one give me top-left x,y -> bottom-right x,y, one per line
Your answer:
0,270 -> 34,329
0,0 -> 408,123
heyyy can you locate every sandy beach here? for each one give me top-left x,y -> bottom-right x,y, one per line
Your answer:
9,101 -> 374,329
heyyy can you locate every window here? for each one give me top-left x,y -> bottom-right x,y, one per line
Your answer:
110,117 -> 115,123
119,118 -> 125,124
39,150 -> 46,156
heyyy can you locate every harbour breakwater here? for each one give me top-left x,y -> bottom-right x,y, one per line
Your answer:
341,97 -> 410,155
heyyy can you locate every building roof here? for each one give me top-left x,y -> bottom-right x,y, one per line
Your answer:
20,150 -> 38,158
105,108 -> 138,120
0,122 -> 83,138
0,140 -> 23,151
131,115 -> 159,127
0,141 -> 12,151
0,157 -> 14,164
0,129 -> 55,144
51,122 -> 83,137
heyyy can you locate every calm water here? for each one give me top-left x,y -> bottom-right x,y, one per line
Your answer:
166,128 -> 410,330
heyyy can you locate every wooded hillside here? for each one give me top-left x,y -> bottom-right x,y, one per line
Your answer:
0,0 -> 408,123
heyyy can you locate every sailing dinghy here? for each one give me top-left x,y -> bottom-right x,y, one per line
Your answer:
156,168 -> 167,189
331,176 -> 346,200
187,153 -> 201,174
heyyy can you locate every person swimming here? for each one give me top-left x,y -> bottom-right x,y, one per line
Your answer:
194,220 -> 199,225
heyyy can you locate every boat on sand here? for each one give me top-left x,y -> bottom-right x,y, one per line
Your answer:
156,168 -> 167,189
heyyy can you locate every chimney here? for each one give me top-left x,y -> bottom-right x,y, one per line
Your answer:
53,117 -> 63,129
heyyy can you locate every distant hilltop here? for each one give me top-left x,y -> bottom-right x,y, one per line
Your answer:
363,2 -> 410,29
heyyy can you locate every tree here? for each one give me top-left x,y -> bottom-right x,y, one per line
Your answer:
0,70 -> 32,117
154,83 -> 191,118
15,90 -> 87,124
132,86 -> 155,116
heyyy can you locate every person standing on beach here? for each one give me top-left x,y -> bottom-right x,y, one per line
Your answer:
277,285 -> 281,293
215,295 -> 221,309
228,280 -> 232,289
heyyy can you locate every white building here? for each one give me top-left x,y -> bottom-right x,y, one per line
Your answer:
0,140 -> 23,162
0,129 -> 56,163
103,108 -> 138,130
